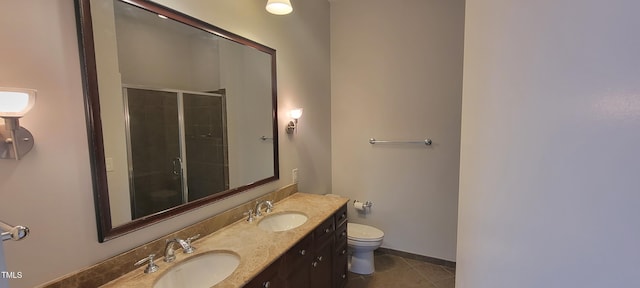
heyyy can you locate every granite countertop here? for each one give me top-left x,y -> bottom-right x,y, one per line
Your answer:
101,192 -> 349,288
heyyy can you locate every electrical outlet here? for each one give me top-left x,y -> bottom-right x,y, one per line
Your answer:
292,168 -> 299,183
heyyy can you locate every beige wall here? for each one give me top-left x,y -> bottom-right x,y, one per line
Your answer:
331,0 -> 465,261
0,0 -> 330,287
458,0 -> 640,287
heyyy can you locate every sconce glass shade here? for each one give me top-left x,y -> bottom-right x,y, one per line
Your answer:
289,108 -> 303,120
0,87 -> 36,160
0,88 -> 36,118
286,108 -> 302,134
266,0 -> 293,15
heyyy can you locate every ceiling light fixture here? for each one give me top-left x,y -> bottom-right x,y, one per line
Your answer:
266,0 -> 293,15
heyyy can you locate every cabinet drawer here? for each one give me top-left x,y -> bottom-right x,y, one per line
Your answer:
334,204 -> 348,227
314,216 -> 335,244
335,241 -> 348,259
335,221 -> 347,245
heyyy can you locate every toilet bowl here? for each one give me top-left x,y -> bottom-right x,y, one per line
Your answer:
347,223 -> 384,275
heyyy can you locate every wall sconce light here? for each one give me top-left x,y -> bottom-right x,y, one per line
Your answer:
266,0 -> 293,15
0,88 -> 36,160
286,108 -> 303,134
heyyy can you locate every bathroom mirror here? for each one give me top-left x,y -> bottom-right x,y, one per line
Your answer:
76,0 -> 279,242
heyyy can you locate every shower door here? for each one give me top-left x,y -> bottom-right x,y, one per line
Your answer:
125,88 -> 182,219
124,87 -> 227,219
183,91 -> 229,202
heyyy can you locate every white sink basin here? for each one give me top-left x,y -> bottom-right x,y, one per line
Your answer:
153,251 -> 239,288
258,211 -> 308,232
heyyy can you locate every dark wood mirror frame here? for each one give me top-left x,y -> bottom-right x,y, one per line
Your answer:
75,0 -> 279,242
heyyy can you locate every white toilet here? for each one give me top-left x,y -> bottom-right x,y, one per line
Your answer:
347,223 -> 384,275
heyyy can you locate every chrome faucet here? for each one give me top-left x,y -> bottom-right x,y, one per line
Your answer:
163,234 -> 200,262
254,200 -> 274,217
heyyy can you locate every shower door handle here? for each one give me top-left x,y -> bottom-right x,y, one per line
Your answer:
171,157 -> 183,176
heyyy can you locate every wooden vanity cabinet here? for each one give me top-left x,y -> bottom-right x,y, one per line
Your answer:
246,204 -> 348,288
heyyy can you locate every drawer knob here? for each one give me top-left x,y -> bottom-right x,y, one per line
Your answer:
341,231 -> 347,237
263,281 -> 271,288
317,256 -> 323,262
341,249 -> 347,255
312,261 -> 318,268
325,228 -> 331,233
342,274 -> 347,279
299,249 -> 306,256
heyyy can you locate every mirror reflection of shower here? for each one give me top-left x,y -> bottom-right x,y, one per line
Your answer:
124,86 -> 228,219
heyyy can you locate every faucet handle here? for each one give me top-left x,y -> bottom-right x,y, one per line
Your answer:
244,209 -> 255,222
265,200 -> 274,213
134,254 -> 159,274
186,234 -> 200,244
183,234 -> 200,254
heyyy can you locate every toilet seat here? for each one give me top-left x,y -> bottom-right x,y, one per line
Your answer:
347,223 -> 384,242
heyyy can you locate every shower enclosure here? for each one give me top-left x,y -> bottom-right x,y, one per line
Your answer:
124,86 -> 228,219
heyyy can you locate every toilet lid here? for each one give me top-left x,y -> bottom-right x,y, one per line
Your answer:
348,223 -> 384,241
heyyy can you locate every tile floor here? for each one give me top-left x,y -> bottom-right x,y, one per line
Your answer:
345,251 -> 456,288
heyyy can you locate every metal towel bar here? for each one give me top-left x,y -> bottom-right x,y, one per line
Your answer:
0,220 -> 29,242
369,138 -> 432,146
